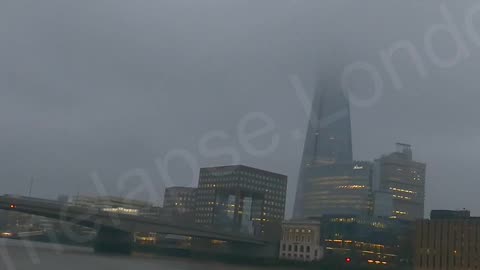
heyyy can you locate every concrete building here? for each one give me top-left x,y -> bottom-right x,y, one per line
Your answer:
373,143 -> 426,221
195,165 -> 287,237
279,220 -> 324,262
163,187 -> 196,216
72,195 -> 152,216
414,210 -> 479,270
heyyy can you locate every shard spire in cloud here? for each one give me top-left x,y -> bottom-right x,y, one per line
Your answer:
293,61 -> 354,218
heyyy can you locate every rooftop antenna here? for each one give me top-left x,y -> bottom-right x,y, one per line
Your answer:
28,177 -> 34,197
75,182 -> 82,201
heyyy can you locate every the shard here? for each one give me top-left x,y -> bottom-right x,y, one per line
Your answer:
293,74 -> 372,218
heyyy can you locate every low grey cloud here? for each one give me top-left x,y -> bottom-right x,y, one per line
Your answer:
1,0 -> 480,216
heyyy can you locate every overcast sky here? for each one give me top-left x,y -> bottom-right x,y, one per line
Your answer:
1,0 -> 480,217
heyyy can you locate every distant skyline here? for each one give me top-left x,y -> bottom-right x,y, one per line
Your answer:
2,1 -> 480,218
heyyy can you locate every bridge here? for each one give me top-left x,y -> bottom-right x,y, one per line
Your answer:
0,195 -> 270,255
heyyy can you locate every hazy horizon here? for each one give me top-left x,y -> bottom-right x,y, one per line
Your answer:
2,0 -> 480,218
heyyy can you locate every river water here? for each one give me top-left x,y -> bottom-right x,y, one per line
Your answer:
0,239 -> 277,270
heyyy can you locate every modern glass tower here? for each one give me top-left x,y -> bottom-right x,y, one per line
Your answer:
373,143 -> 426,221
293,77 -> 372,218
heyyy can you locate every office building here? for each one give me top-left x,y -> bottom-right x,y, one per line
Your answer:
373,143 -> 426,221
430,209 -> 470,219
279,220 -> 324,262
320,215 -> 413,267
351,161 -> 374,215
164,187 -> 196,214
195,165 -> 287,236
414,210 -> 479,270
294,76 -> 364,218
373,191 -> 394,218
295,160 -> 374,218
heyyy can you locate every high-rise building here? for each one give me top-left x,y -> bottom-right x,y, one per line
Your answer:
163,187 -> 196,216
351,161 -> 374,215
414,210 -> 478,270
195,165 -> 287,237
373,143 -> 426,221
294,79 -> 374,218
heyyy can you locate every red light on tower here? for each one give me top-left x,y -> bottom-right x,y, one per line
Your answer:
9,204 -> 16,209
345,257 -> 352,263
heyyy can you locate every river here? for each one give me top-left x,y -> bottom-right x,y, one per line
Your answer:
0,239 -> 278,270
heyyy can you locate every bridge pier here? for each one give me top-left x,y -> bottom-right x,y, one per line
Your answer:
94,227 -> 134,255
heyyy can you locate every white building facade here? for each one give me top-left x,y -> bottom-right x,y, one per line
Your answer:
279,220 -> 324,262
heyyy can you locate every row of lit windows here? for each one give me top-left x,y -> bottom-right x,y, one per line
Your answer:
264,200 -> 283,207
200,177 -> 286,187
200,170 -> 234,177
325,239 -> 385,250
176,196 -> 194,201
194,196 -> 284,205
200,184 -> 217,188
394,210 -> 407,216
286,228 -> 313,233
172,202 -> 195,207
393,194 -> 412,200
199,182 -> 285,193
196,213 -> 213,217
195,219 -> 210,223
196,207 -> 214,212
336,185 -> 368,190
283,234 -> 313,242
200,169 -> 282,179
263,206 -> 284,212
282,244 -> 315,254
194,216 -> 279,223
304,198 -> 371,204
265,194 -> 286,200
198,183 -> 285,194
389,187 -> 416,194
195,207 -> 283,218
200,175 -> 284,184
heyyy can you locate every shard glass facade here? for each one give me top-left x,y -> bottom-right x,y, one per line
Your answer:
294,80 -> 372,218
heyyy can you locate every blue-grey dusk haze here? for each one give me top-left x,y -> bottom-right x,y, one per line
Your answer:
1,0 -> 480,219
